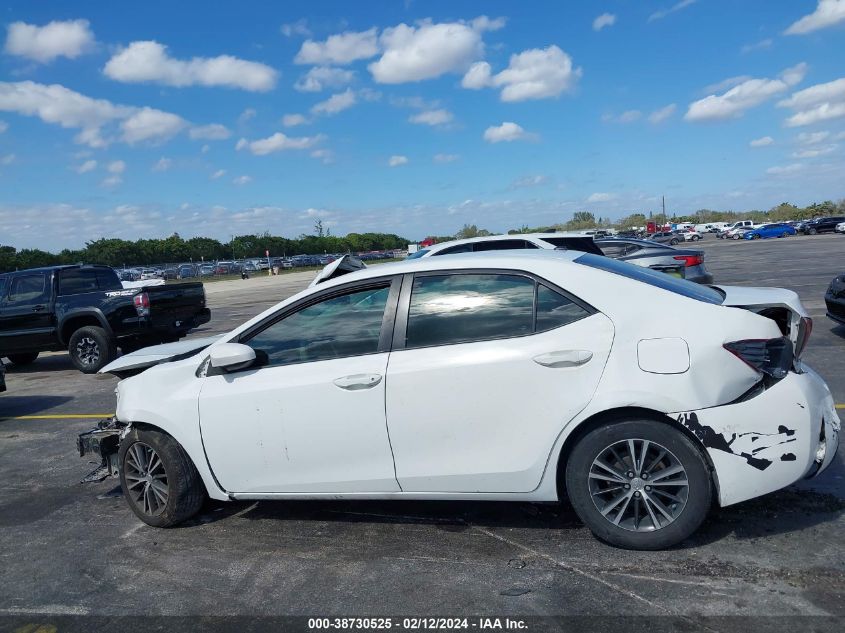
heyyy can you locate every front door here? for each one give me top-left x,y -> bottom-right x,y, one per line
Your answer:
198,280 -> 401,493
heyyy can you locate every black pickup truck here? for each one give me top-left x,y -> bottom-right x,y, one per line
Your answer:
0,264 -> 210,373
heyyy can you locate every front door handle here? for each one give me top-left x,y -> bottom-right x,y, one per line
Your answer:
333,373 -> 383,390
533,350 -> 593,368
32,305 -> 46,312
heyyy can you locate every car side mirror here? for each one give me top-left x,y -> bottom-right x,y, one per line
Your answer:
209,343 -> 256,371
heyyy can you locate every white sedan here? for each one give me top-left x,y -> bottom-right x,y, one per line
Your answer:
78,250 -> 840,550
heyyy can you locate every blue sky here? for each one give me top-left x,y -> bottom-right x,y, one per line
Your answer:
1,0 -> 844,250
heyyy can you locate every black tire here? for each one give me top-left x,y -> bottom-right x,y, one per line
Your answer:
780,232 -> 789,238
565,419 -> 712,550
752,233 -> 760,239
68,326 -> 116,374
118,426 -> 205,527
808,228 -> 817,235
6,352 -> 38,366
670,239 -> 679,245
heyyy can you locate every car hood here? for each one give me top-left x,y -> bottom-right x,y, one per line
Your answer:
99,335 -> 223,378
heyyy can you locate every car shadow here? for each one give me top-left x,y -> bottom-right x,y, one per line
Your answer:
0,395 -> 75,419
2,354 -> 76,373
828,323 -> 845,339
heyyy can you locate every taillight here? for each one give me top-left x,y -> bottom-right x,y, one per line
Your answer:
133,292 -> 150,317
724,337 -> 794,380
795,316 -> 813,357
673,255 -> 703,267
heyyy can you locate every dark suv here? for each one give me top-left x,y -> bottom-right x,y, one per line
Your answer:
797,216 -> 845,235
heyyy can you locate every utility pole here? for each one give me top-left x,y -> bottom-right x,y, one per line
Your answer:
662,195 -> 666,228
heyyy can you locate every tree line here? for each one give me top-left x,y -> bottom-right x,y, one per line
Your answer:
0,231 -> 409,273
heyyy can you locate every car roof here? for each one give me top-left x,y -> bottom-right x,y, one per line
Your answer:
422,232 -> 589,252
316,249 -> 583,290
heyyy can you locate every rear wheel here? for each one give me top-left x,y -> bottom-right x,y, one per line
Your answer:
752,233 -> 760,239
808,228 -> 817,235
68,326 -> 115,374
670,238 -> 679,245
565,419 -> 712,550
118,427 -> 205,527
6,352 -> 39,366
780,232 -> 790,238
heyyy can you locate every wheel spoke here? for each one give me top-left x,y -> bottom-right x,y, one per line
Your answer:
626,440 -> 638,472
649,479 -> 688,487
644,491 -> 675,522
642,493 -> 662,529
652,488 -> 684,504
589,471 -> 626,484
592,459 -> 628,482
644,448 -> 667,474
612,494 -> 634,525
637,440 -> 650,475
592,484 -> 625,496
600,490 -> 631,517
649,464 -> 685,482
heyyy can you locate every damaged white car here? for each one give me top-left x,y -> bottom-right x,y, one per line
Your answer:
77,251 -> 840,550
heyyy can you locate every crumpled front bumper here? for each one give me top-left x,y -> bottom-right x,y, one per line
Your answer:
77,418 -> 127,483
670,363 -> 840,507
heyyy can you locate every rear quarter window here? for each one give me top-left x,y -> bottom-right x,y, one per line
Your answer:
574,253 -> 724,304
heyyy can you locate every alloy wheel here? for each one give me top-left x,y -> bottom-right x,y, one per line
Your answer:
75,337 -> 100,366
123,442 -> 169,516
588,439 -> 689,532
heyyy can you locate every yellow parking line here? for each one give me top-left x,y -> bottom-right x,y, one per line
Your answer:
837,404 -> 845,410
2,414 -> 113,420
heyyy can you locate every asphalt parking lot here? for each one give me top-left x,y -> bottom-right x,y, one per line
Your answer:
1,234 -> 844,625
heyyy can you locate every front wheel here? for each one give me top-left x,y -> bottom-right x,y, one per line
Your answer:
670,239 -> 679,245
118,427 -> 205,527
752,233 -> 760,239
565,419 -> 712,550
68,326 -> 116,374
808,228 -> 817,235
780,232 -> 789,238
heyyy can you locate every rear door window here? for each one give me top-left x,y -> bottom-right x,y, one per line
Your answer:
473,239 -> 539,251
59,269 -> 99,295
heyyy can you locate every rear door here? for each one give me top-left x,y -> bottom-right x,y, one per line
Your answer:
385,271 -> 614,493
0,271 -> 55,353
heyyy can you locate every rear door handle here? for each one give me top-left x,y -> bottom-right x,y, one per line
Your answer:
333,373 -> 383,390
533,350 -> 593,368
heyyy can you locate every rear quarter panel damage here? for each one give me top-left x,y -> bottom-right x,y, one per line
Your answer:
669,368 -> 840,507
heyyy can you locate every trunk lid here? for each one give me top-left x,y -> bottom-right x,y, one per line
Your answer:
145,282 -> 207,328
716,284 -> 811,355
309,255 -> 367,288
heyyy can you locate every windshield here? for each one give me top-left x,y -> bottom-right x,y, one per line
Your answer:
406,249 -> 430,259
574,253 -> 725,304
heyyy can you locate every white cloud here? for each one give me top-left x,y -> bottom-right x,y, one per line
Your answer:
593,13 -> 617,31
233,175 -> 252,186
618,110 -> 642,123
281,20 -> 311,38
461,45 -> 581,101
408,109 -> 453,126
792,144 -> 837,158
483,121 -> 536,143
295,28 -> 379,65
152,157 -> 172,172
282,113 -> 309,127
1,153 -> 15,166
201,144 -> 210,153
188,123 -> 230,140
741,38 -> 773,54
648,103 -> 676,123
512,175 -> 549,188
766,163 -> 804,175
237,132 -> 324,155
0,80 -> 191,147
103,41 -> 278,92
294,66 -> 355,92
0,120 -> 7,133
238,108 -> 256,123
785,0 -> 845,35
702,75 -> 753,95
685,64 -> 807,122
4,19 -> 94,63
796,131 -> 830,145
76,159 -> 97,173
778,77 -> 845,127
649,0 -> 697,22
211,169 -> 226,179
433,153 -> 459,163
388,155 -> 408,167
370,19 -> 488,84
121,107 -> 187,144
749,136 -> 774,147
107,160 -> 126,174
586,192 -> 617,203
310,148 -> 335,164
311,88 -> 356,116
